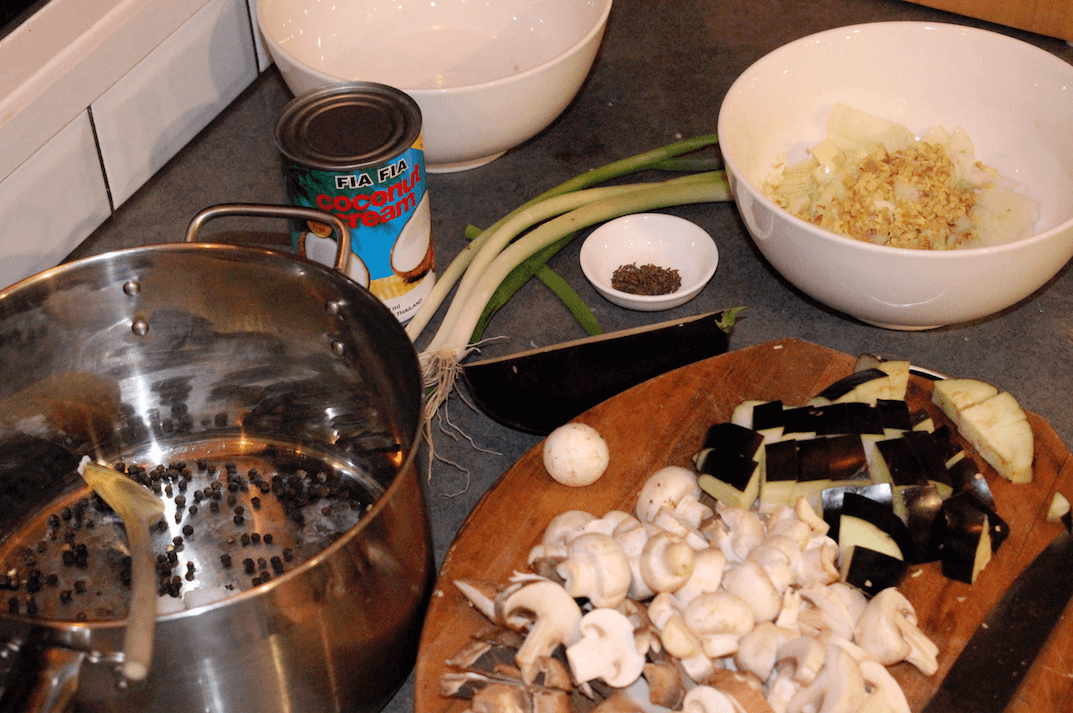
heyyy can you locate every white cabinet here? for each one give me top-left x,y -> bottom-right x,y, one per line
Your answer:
92,0 -> 259,208
0,0 -> 262,289
0,112 -> 110,289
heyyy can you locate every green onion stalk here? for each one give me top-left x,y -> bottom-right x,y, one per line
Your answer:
407,136 -> 732,447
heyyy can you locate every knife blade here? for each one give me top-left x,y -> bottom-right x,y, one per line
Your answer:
920,529 -> 1073,713
460,310 -> 732,435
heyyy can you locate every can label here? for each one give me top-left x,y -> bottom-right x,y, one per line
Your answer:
276,83 -> 435,323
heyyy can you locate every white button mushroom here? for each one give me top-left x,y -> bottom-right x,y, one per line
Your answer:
565,608 -> 646,688
496,579 -> 584,684
557,533 -> 632,608
785,644 -> 867,713
852,587 -> 939,675
682,685 -> 738,713
636,466 -> 703,523
528,510 -> 599,563
683,591 -> 756,659
543,423 -> 610,487
673,547 -> 727,604
721,559 -> 782,623
639,531 -> 696,594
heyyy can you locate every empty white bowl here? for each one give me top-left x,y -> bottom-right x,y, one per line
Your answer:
257,0 -> 613,173
717,22 -> 1073,329
580,214 -> 719,311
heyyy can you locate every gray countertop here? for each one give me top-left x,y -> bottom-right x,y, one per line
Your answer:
67,0 -> 1073,710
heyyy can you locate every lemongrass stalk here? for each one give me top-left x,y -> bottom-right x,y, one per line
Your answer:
438,172 -> 730,355
404,135 -> 720,342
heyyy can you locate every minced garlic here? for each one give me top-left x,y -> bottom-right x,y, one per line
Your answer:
761,103 -> 1039,250
767,142 -> 980,250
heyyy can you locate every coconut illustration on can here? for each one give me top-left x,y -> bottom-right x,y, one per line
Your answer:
276,82 -> 435,323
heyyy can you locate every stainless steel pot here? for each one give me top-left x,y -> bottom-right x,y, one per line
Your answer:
0,206 -> 433,712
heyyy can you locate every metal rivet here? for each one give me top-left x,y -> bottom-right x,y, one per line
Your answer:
330,340 -> 346,356
132,318 -> 150,337
123,280 -> 141,296
325,300 -> 342,315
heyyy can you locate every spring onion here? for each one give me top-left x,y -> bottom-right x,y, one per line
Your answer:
409,137 -> 733,443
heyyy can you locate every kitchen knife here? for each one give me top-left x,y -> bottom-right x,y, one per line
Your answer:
460,310 -> 734,435
920,529 -> 1073,713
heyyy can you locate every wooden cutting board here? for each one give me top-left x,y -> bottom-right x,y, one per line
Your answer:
414,338 -> 1073,713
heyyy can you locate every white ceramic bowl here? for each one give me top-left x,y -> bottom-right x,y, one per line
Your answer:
717,22 -> 1073,329
257,0 -> 612,173
580,214 -> 719,311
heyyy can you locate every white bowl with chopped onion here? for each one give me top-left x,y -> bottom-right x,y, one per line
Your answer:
580,213 -> 719,311
717,22 -> 1073,329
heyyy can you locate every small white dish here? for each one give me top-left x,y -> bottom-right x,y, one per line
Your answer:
580,214 -> 719,311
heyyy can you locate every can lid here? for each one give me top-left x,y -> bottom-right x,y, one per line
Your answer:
275,82 -> 423,171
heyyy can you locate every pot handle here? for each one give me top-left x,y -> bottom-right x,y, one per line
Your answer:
184,204 -> 351,273
0,645 -> 85,713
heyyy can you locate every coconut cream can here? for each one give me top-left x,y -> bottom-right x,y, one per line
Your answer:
276,82 -> 434,323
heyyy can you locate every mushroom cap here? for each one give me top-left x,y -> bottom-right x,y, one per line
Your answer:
684,591 -> 756,638
722,560 -> 782,622
543,423 -> 611,487
639,531 -> 696,593
636,467 -> 702,523
557,533 -> 632,608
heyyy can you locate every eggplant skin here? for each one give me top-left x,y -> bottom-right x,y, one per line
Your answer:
842,546 -> 909,596
841,492 -> 918,563
935,493 -> 993,584
814,368 -> 889,400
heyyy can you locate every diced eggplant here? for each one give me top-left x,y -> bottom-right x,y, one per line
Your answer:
822,482 -> 894,540
900,483 -> 944,563
946,456 -> 996,508
840,492 -> 917,563
815,368 -> 890,402
759,439 -> 799,509
902,431 -> 954,487
750,400 -> 786,432
932,378 -> 999,427
910,409 -> 935,433
841,545 -> 909,596
933,492 -> 994,584
875,399 -> 913,433
873,438 -> 929,489
877,360 -> 911,401
957,391 -> 1034,484
695,423 -> 764,509
798,434 -> 869,483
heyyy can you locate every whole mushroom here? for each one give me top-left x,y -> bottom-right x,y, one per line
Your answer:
543,423 -> 611,487
557,533 -> 633,608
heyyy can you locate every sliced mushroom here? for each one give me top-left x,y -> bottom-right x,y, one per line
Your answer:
682,685 -> 737,713
785,645 -> 867,713
852,587 -> 939,675
565,608 -> 646,688
497,579 -> 584,684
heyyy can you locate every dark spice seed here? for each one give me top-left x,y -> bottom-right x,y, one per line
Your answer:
240,534 -> 250,546
263,534 -> 273,545
183,525 -> 193,536
610,263 -> 682,296
250,533 -> 260,545
243,558 -> 255,574
220,554 -> 232,568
